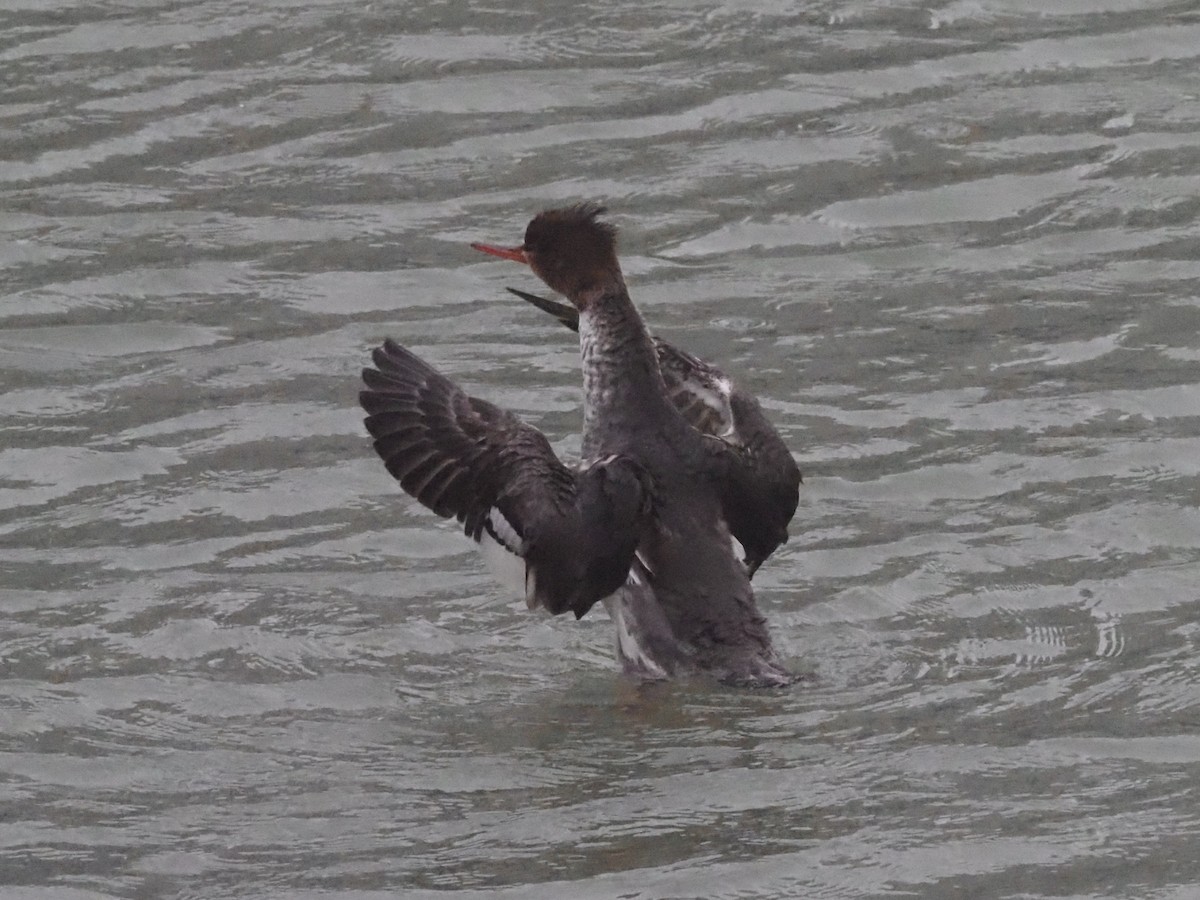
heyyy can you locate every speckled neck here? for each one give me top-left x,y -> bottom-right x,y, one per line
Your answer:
577,283 -> 672,459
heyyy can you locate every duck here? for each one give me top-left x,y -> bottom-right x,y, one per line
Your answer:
359,203 -> 800,686
502,285 -> 799,577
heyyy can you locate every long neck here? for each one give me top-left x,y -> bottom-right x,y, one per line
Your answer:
577,282 -> 671,458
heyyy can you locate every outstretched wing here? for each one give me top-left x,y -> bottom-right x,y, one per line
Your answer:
360,339 -> 653,618
506,287 -> 800,574
712,392 -> 800,575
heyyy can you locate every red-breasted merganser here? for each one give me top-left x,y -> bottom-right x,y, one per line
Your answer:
503,286 -> 799,577
360,203 -> 800,686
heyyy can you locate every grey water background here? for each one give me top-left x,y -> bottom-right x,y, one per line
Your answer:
3,1 -> 1200,897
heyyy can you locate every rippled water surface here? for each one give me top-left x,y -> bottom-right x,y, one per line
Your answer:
4,1 -> 1200,897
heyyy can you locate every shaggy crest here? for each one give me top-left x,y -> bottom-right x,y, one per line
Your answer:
521,203 -> 620,299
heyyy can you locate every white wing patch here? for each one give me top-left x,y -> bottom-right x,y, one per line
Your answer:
729,533 -> 746,569
476,506 -> 533,606
486,506 -> 524,554
634,549 -> 655,581
524,565 -> 539,610
477,530 -> 528,603
695,375 -> 735,437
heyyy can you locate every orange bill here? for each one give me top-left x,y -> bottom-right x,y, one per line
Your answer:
471,242 -> 529,264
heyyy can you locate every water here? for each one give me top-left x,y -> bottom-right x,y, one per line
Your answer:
3,1 -> 1199,897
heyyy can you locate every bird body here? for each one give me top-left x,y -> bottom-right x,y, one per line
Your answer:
362,204 -> 800,685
